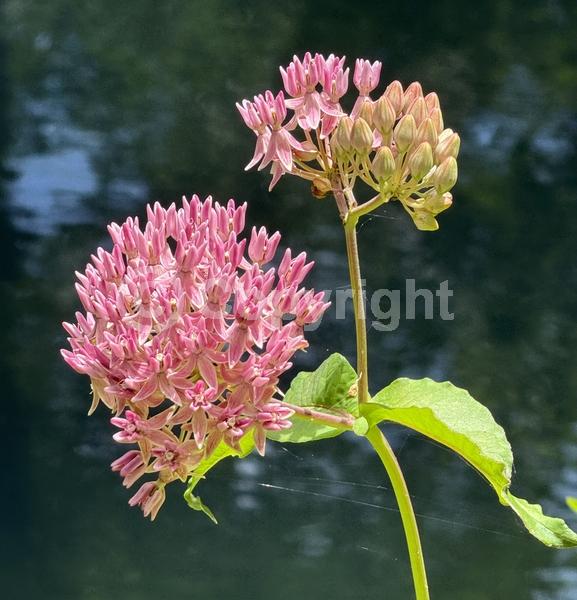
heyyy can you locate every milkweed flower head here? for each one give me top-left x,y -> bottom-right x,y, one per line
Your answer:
61,195 -> 329,519
237,53 -> 460,231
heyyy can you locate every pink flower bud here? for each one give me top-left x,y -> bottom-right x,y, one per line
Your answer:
394,114 -> 417,153
429,108 -> 444,133
433,157 -> 458,193
407,97 -> 428,126
357,99 -> 374,126
402,81 -> 424,112
408,142 -> 434,180
384,80 -> 404,115
434,131 -> 461,163
373,96 -> 396,134
425,92 -> 440,112
371,146 -> 396,181
332,116 -> 354,155
350,118 -> 374,153
415,118 -> 438,147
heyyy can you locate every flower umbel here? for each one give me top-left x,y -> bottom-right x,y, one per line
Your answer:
237,53 -> 460,230
61,195 -> 329,519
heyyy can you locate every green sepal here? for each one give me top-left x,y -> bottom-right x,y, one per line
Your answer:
183,434 -> 254,523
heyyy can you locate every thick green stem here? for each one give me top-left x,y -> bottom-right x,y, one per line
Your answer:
366,427 -> 430,600
335,184 -> 430,599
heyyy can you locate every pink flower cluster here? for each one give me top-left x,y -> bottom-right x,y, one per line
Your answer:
237,53 -> 351,187
61,195 -> 328,519
237,53 -> 460,231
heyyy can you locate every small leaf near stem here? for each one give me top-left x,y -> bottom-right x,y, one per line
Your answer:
184,435 -> 255,523
268,353 -> 359,444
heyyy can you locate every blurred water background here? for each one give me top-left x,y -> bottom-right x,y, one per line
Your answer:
1,1 -> 577,598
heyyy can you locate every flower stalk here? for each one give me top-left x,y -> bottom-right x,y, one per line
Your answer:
336,182 -> 430,600
366,426 -> 430,600
237,52 -> 448,599
282,401 -> 356,429
343,215 -> 369,404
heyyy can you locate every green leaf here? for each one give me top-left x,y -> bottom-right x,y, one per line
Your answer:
361,378 -> 577,548
267,353 -> 358,443
183,434 -> 254,523
505,493 -> 577,548
567,497 -> 577,513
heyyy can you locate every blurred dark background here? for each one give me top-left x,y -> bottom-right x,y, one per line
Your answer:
1,1 -> 577,598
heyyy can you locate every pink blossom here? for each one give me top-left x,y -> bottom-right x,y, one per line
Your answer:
248,226 -> 281,265
62,195 -> 328,518
151,438 -> 202,478
316,53 -> 349,137
237,91 -> 305,172
129,482 -> 166,521
268,161 -> 289,191
281,53 -> 347,133
237,53 -> 457,231
351,59 -> 382,118
281,52 -> 323,130
111,450 -> 148,488
236,99 -> 271,170
237,53 -> 383,187
111,408 -> 173,444
353,58 -> 382,96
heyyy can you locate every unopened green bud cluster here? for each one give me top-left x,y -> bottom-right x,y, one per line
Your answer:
329,81 -> 460,231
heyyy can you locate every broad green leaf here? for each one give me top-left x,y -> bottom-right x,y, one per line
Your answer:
362,379 -> 513,493
567,497 -> 577,513
362,378 -> 577,548
505,493 -> 577,547
183,434 -> 254,523
267,353 -> 358,443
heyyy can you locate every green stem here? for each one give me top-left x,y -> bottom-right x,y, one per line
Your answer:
343,218 -> 369,404
366,426 -> 430,600
282,401 -> 355,430
335,185 -> 430,599
349,192 -> 391,222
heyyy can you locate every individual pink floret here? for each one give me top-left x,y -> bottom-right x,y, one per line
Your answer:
353,58 -> 382,96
